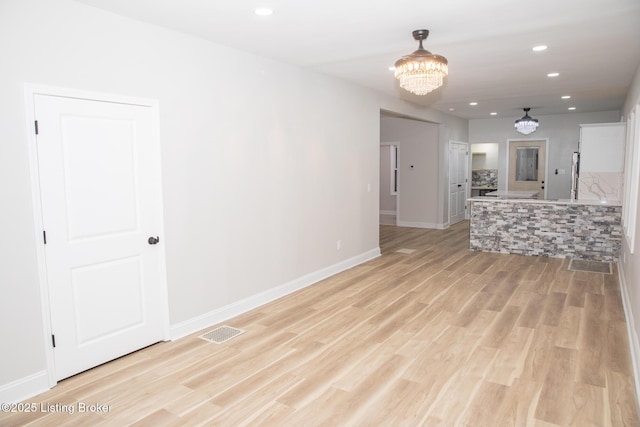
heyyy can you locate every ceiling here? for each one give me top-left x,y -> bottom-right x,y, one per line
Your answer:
74,0 -> 640,120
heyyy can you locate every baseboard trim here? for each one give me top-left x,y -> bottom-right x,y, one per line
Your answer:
169,247 -> 381,340
617,262 -> 640,413
396,221 -> 446,229
0,370 -> 49,404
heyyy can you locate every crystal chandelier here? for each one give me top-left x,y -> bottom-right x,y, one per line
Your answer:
514,108 -> 539,135
394,29 -> 448,96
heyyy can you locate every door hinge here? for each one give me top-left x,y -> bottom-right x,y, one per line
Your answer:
34,120 -> 39,135
51,334 -> 56,348
43,230 -> 47,245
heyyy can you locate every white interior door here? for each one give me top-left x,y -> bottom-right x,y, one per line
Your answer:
449,142 -> 469,225
34,93 -> 167,380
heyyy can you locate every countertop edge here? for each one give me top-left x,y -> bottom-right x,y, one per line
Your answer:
468,197 -> 622,207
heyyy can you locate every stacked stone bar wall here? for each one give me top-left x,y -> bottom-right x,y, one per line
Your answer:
469,200 -> 621,262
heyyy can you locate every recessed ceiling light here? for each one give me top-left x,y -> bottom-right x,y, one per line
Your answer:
561,95 -> 571,99
469,102 -> 478,106
254,8 -> 273,16
490,112 -> 497,116
532,45 -> 548,51
547,72 -> 560,77
568,107 -> 576,110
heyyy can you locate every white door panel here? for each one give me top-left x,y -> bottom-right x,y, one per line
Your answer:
61,116 -> 139,240
34,93 -> 166,380
449,142 -> 469,225
72,256 -> 144,345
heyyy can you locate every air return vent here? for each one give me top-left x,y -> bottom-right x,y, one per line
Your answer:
568,259 -> 612,274
199,326 -> 245,344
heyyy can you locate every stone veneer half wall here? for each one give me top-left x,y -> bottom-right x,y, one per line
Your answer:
469,200 -> 622,262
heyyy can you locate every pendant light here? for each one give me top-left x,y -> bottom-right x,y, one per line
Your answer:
514,108 -> 539,135
394,29 -> 448,96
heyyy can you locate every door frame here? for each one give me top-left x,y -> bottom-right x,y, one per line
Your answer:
24,84 -> 170,387
380,141 -> 399,224
505,138 -> 549,199
448,140 -> 469,225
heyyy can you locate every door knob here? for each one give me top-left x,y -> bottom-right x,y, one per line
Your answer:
148,236 -> 160,245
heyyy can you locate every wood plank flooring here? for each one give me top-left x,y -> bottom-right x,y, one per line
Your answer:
3,221 -> 639,426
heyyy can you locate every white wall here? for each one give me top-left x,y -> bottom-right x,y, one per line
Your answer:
469,111 -> 621,199
620,62 -> 640,404
471,143 -> 499,170
380,117 -> 441,227
0,0 -> 468,400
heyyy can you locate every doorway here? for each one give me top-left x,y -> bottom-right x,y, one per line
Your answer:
380,142 -> 398,225
26,86 -> 169,383
507,139 -> 548,198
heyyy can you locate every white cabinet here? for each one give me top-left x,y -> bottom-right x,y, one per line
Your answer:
578,122 -> 626,203
580,123 -> 625,173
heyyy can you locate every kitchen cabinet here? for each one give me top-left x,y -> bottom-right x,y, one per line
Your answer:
577,122 -> 626,203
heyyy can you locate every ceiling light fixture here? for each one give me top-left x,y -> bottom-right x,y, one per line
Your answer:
394,29 -> 448,96
532,45 -> 548,51
469,102 -> 478,106
547,72 -> 559,77
514,108 -> 539,135
254,8 -> 273,16
561,95 -> 571,99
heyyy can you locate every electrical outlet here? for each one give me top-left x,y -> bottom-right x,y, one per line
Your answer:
337,240 -> 342,250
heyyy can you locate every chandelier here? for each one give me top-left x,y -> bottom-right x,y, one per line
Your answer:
514,108 -> 539,135
394,29 -> 448,96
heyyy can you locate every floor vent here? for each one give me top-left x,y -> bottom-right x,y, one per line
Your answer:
199,326 -> 245,344
396,248 -> 416,254
568,259 -> 612,274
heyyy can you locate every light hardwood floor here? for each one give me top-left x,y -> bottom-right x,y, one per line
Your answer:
3,221 -> 639,426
